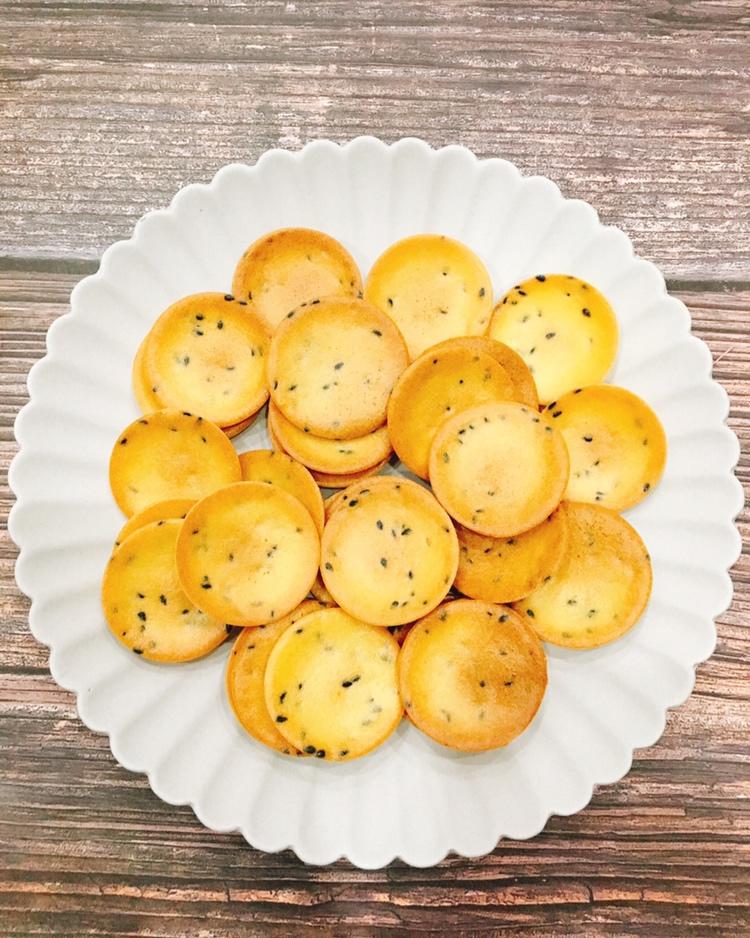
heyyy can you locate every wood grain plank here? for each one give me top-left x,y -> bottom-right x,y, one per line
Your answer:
1,268 -> 747,934
1,0 -> 749,279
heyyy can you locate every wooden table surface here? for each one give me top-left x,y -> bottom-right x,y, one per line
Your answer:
1,2 -> 748,934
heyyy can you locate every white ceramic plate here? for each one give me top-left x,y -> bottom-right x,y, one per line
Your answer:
9,137 -> 742,868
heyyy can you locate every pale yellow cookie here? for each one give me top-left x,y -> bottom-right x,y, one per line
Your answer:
103,519 -> 228,662
176,482 -> 320,627
267,297 -> 408,440
428,401 -> 569,537
364,234 -> 493,359
387,345 -> 516,479
515,502 -> 652,649
454,507 -> 569,604
144,292 -> 270,426
115,497 -> 195,548
226,599 -> 324,754
231,227 -> 363,332
109,410 -> 242,517
320,477 -> 459,626
264,607 -> 402,761
488,274 -> 618,404
239,449 -> 325,534
399,599 -> 547,751
545,384 -> 667,511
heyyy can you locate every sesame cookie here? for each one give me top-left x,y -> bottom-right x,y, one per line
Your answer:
176,481 -> 320,627
544,385 -> 666,511
387,345 -> 516,479
320,477 -> 459,626
488,274 -> 618,404
144,292 -> 270,426
399,599 -> 547,752
364,234 -> 493,359
264,607 -> 402,761
231,227 -> 363,332
515,502 -> 652,649
109,410 -> 242,517
454,507 -> 569,604
308,460 -> 390,489
267,297 -> 408,440
102,519 -> 228,663
428,401 -> 569,537
115,497 -> 195,548
132,333 -> 161,412
226,599 -> 324,754
239,449 -> 325,534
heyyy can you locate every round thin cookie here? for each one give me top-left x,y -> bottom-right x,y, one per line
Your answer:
454,507 -> 569,604
103,519 -> 229,663
387,345 -> 516,479
399,599 -> 547,752
223,411 -> 258,439
144,292 -> 270,426
239,449 -> 325,534
426,336 -> 539,409
488,274 -> 618,404
429,401 -> 569,537
310,574 -> 335,605
226,599 -> 324,754
264,607 -> 401,761
176,482 -> 320,627
544,385 -> 666,511
132,333 -> 162,412
267,297 -> 408,440
324,476 -> 397,520
515,502 -> 652,649
268,402 -> 392,475
231,228 -> 363,332
309,461 -> 390,489
320,477 -> 459,626
109,410 -> 242,517
115,497 -> 195,547
364,234 -> 493,359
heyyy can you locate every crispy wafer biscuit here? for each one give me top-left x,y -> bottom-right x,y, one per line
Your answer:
323,477 -> 397,520
454,507 -> 569,603
239,449 -> 325,534
267,297 -> 408,440
544,385 -> 666,510
310,574 -> 335,605
364,235 -> 493,359
144,292 -> 270,426
268,402 -> 392,475
102,519 -> 228,662
223,412 -> 258,439
226,599 -> 324,753
109,410 -> 242,517
428,401 -> 569,537
176,482 -> 319,627
132,333 -> 162,412
387,346 -> 516,479
515,502 -> 652,649
320,477 -> 458,626
426,336 -> 539,408
231,228 -> 363,332
309,460 -> 390,489
115,497 -> 195,547
264,607 -> 401,761
399,599 -> 547,752
488,274 -> 618,404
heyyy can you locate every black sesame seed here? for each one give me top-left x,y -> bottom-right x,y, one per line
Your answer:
582,308 -> 591,317
643,482 -> 651,492
275,715 -> 287,724
280,692 -> 287,703
316,749 -> 326,758
583,435 -> 593,442
380,557 -> 388,567
217,320 -> 224,329
348,499 -> 358,507
137,611 -> 146,621
304,745 -> 316,754
376,520 -> 383,530
372,329 -> 382,336
552,410 -> 562,418
526,609 -> 535,618
545,332 -> 556,339
133,648 -> 143,655
536,274 -> 546,282
334,361 -> 344,370
224,294 -> 234,301
339,749 -> 349,757
159,595 -> 167,605
324,562 -> 333,571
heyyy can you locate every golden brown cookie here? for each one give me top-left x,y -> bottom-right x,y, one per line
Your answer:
239,448 -> 325,534
387,345 -> 516,479
267,297 -> 408,440
231,227 -> 363,332
115,497 -> 195,547
454,507 -> 569,604
544,385 -> 667,511
226,599 -> 324,753
264,607 -> 402,761
176,482 -> 320,627
488,274 -> 618,404
364,234 -> 493,359
320,477 -> 459,626
515,502 -> 652,648
132,332 -> 161,412
102,519 -> 229,663
308,460 -> 390,489
428,401 -> 569,537
144,292 -> 270,426
109,410 -> 242,517
398,599 -> 547,751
